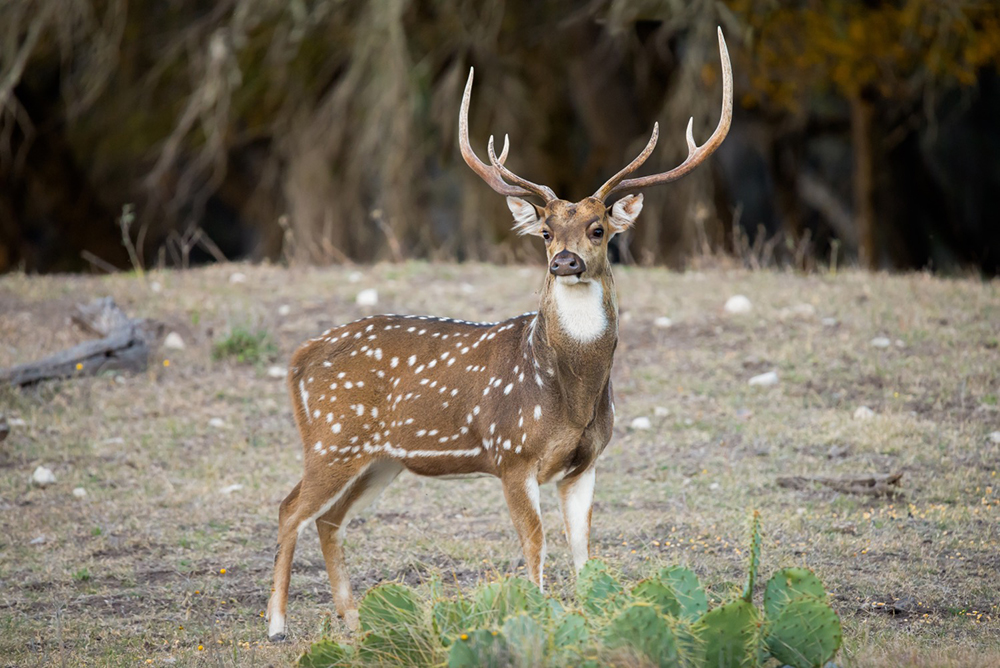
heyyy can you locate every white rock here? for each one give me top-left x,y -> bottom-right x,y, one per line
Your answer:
854,406 -> 875,420
709,482 -> 721,491
30,535 -> 46,545
277,304 -> 292,316
163,332 -> 186,350
356,288 -> 379,306
72,487 -> 87,498
989,431 -> 1000,444
724,295 -> 752,314
150,281 -> 163,293
654,316 -> 673,328
220,483 -> 244,495
267,365 -> 287,379
348,271 -> 363,283
9,417 -> 26,427
653,406 -> 670,417
460,283 -> 475,294
229,272 -> 247,284
748,371 -> 779,387
208,418 -> 227,429
32,466 -> 56,487
821,317 -> 838,327
870,337 -> 891,348
630,416 -> 652,431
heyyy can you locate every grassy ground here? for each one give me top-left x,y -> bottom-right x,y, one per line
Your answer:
1,262 -> 998,667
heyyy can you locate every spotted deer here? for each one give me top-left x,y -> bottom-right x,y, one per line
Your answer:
266,28 -> 732,641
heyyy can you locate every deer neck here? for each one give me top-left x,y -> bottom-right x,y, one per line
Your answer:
529,268 -> 618,428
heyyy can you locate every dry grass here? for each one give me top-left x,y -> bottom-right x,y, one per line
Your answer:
1,262 -> 998,667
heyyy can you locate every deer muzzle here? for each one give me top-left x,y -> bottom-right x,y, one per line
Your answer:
550,250 -> 586,277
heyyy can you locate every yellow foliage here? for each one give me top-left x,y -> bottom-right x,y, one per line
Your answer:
727,0 -> 1000,109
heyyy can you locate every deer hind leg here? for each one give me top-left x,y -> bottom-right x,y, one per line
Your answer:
557,467 -> 595,573
266,462 -> 373,641
315,459 -> 404,631
501,473 -> 546,589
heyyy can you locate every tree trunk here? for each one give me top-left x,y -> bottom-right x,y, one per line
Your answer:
850,94 -> 877,270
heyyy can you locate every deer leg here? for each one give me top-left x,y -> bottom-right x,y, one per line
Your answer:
501,473 -> 546,589
267,481 -> 302,641
315,460 -> 403,631
558,467 -> 595,573
266,462 -> 372,641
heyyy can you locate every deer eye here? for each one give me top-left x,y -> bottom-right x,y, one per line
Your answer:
541,229 -> 552,242
590,226 -> 604,241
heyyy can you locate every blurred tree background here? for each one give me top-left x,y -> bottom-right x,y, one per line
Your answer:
1,0 -> 998,275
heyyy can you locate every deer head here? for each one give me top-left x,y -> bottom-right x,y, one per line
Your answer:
459,27 -> 733,281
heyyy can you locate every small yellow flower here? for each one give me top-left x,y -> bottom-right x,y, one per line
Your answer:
220,568 -> 226,575
163,359 -> 170,367
197,645 -> 204,651
194,590 -> 200,595
75,363 -> 83,371
459,634 -> 468,641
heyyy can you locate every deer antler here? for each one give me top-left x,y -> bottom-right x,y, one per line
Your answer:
460,68 -> 558,202
593,27 -> 733,202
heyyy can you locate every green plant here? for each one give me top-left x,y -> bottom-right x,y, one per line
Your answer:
211,326 -> 278,364
297,512 -> 843,668
72,568 -> 91,582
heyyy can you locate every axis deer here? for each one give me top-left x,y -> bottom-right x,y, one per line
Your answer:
267,28 -> 732,641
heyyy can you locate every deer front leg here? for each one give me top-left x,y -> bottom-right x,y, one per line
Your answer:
501,473 -> 546,589
557,467 -> 595,573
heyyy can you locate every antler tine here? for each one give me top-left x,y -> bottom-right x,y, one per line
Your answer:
459,68 -> 532,198
592,123 -> 660,201
488,135 -> 558,203
596,27 -> 734,201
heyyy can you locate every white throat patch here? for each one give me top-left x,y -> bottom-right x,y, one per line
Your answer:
552,279 -> 607,343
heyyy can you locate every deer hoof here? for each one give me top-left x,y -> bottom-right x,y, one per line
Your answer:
268,632 -> 287,643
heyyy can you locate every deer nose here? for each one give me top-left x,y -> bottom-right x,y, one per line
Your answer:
550,250 -> 586,276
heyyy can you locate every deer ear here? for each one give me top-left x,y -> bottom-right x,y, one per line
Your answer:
608,194 -> 643,236
507,197 -> 544,236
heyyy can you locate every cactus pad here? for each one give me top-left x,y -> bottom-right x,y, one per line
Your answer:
632,579 -> 683,617
692,598 -> 758,668
763,568 -> 827,620
447,628 -> 509,668
657,566 -> 709,621
577,559 -> 626,614
603,602 -> 679,668
765,595 -> 842,668
358,583 -> 423,633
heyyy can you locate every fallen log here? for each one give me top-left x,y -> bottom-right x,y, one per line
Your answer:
0,298 -> 152,387
777,472 -> 903,498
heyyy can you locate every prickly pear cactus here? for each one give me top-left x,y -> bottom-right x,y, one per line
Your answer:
603,602 -> 680,668
765,595 -> 842,668
657,566 -> 709,621
502,613 -> 547,667
432,598 -> 474,646
763,567 -> 827,619
447,628 -> 509,668
472,576 -> 546,628
692,598 -> 758,668
357,627 -> 437,666
552,610 -> 589,649
632,579 -> 682,618
577,559 -> 626,615
297,638 -> 353,668
358,582 -> 423,632
742,510 -> 762,603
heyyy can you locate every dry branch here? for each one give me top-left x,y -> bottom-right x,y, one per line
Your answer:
0,298 -> 151,387
777,472 -> 903,498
